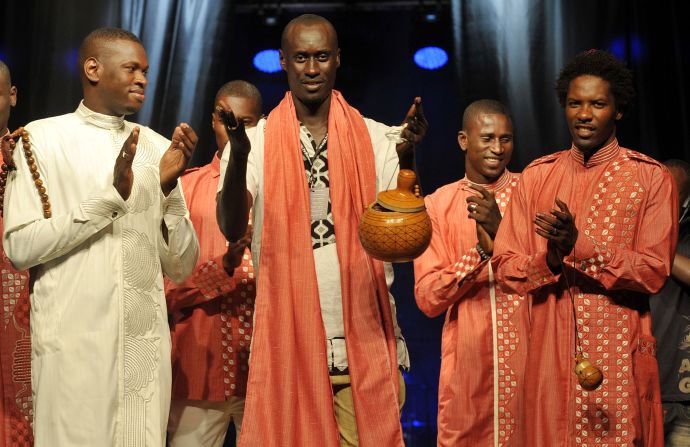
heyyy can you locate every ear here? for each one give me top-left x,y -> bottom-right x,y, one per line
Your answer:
336,48 -> 341,68
84,57 -> 101,83
8,86 -> 17,107
458,131 -> 468,153
279,49 -> 287,72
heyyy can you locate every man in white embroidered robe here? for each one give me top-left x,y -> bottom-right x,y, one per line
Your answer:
1,28 -> 199,446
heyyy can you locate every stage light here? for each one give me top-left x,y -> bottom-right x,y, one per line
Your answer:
414,46 -> 448,70
258,5 -> 281,27
253,49 -> 281,74
65,48 -> 79,74
608,36 -> 644,61
410,2 -> 451,71
424,12 -> 438,23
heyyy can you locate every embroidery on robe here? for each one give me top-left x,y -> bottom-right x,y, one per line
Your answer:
122,228 -> 162,446
220,252 -> 255,395
495,177 -> 522,446
574,154 -> 644,446
127,133 -> 161,215
1,254 -> 33,445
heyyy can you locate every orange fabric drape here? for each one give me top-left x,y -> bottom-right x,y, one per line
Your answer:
238,91 -> 403,447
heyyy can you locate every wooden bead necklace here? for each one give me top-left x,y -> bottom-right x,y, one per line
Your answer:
0,127 -> 52,218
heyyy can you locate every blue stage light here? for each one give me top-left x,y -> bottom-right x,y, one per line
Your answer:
413,46 -> 448,70
608,36 -> 644,61
253,49 -> 281,74
65,48 -> 79,74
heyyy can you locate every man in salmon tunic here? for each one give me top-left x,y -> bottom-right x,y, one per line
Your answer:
0,59 -> 33,447
493,49 -> 676,446
413,99 -> 525,446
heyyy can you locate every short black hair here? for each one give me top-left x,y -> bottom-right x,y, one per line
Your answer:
78,27 -> 143,70
281,14 -> 338,51
462,99 -> 512,131
214,80 -> 263,110
555,49 -> 635,114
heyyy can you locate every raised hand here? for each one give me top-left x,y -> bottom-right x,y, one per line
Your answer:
396,97 -> 428,169
534,198 -> 578,272
160,123 -> 197,196
222,224 -> 252,275
114,127 -> 139,200
466,183 -> 502,255
218,107 -> 250,160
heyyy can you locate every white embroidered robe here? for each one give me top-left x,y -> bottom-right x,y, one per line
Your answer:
2,102 -> 199,446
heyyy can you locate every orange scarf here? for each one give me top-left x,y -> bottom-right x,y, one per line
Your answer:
238,91 -> 403,446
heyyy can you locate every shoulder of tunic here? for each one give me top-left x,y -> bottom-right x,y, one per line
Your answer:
523,150 -> 566,171
362,116 -> 389,131
183,166 -> 203,175
428,179 -> 464,198
425,179 -> 464,208
23,114 -> 82,153
24,113 -> 78,133
621,148 -> 664,168
507,171 -> 522,183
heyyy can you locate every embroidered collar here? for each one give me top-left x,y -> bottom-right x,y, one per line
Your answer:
75,101 -> 126,130
570,138 -> 620,167
461,169 -> 513,192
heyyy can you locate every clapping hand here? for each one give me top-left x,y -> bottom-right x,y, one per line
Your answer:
534,198 -> 578,272
160,123 -> 197,196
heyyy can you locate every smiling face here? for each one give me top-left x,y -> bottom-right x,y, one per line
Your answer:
280,21 -> 340,109
565,75 -> 622,154
459,113 -> 513,184
84,39 -> 149,116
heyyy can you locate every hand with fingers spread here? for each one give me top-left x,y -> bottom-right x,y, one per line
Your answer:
222,225 -> 252,275
218,107 -> 250,161
396,97 -> 428,169
534,198 -> 578,272
466,183 -> 502,256
114,127 -> 139,200
160,123 -> 197,196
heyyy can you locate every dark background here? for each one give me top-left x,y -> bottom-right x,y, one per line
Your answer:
2,0 -> 689,444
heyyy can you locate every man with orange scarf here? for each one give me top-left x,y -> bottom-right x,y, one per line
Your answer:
216,14 -> 427,447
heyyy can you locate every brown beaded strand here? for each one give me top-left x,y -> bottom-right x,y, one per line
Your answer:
0,127 -> 52,218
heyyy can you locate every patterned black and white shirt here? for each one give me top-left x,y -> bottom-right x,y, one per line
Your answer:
299,124 -> 336,249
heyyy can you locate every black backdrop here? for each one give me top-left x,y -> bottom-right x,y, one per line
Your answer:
2,0 -> 689,444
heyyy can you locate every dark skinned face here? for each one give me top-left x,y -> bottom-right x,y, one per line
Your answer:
280,22 -> 340,108
565,75 -> 622,155
0,72 -> 17,133
459,113 -> 514,184
87,40 -> 149,116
